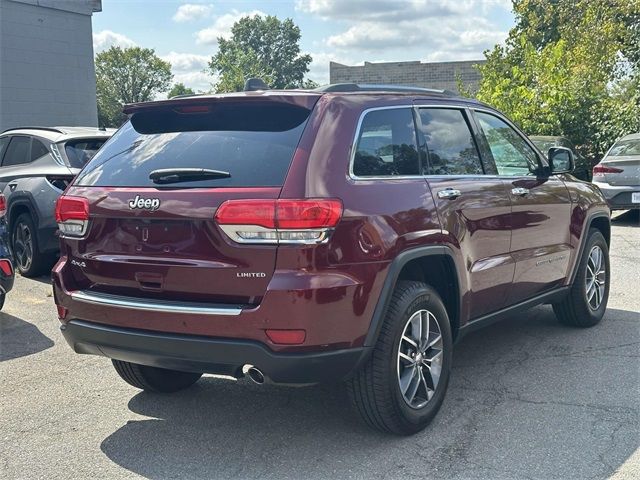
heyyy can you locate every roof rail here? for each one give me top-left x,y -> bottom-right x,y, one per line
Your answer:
1,126 -> 65,134
314,83 -> 457,96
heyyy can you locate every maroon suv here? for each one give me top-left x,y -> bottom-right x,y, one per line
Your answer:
53,84 -> 611,435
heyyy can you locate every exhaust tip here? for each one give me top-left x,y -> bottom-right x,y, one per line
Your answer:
242,364 -> 265,385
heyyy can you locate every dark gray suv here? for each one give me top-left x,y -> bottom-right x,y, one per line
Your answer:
0,126 -> 113,276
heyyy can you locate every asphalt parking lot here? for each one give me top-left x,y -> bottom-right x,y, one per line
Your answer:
1,211 -> 638,480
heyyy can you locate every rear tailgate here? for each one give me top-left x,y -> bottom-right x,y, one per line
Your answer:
601,156 -> 640,186
58,94 -> 320,306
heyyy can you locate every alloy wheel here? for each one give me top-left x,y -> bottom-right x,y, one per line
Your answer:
13,221 -> 33,272
585,245 -> 606,310
397,309 -> 443,409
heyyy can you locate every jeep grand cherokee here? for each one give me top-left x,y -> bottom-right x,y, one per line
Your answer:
53,84 -> 611,435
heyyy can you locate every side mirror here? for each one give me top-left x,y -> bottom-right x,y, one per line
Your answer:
548,146 -> 574,174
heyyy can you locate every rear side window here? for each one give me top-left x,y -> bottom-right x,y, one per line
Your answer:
30,139 -> 49,161
418,108 -> 483,175
2,136 -> 31,166
64,139 -> 107,168
353,108 -> 419,177
75,102 -> 311,188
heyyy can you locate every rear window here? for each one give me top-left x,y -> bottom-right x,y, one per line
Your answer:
64,139 -> 108,168
75,102 -> 311,188
608,139 -> 640,157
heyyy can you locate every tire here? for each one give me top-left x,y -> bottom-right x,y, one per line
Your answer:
11,213 -> 49,277
553,229 -> 609,327
0,293 -> 4,311
347,281 -> 453,435
112,360 -> 202,393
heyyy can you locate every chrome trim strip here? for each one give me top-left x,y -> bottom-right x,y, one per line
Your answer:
70,290 -> 243,316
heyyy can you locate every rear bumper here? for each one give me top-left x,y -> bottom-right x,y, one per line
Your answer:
61,320 -> 369,384
592,182 -> 640,209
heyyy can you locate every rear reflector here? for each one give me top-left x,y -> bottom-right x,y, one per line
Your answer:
265,329 -> 306,345
593,164 -> 623,176
55,196 -> 89,237
0,194 -> 6,217
215,198 -> 342,245
0,259 -> 12,276
56,305 -> 68,320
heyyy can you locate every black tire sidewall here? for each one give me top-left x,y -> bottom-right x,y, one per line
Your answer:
387,284 -> 453,430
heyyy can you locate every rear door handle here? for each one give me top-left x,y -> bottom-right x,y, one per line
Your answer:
511,187 -> 529,196
437,188 -> 462,199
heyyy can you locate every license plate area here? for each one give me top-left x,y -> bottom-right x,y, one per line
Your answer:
632,192 -> 640,204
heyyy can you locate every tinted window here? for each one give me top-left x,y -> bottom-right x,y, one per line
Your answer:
0,137 -> 9,164
353,108 -> 419,177
608,139 -> 640,157
30,139 -> 49,161
64,139 -> 107,168
3,136 -> 31,166
475,112 -> 538,176
418,108 -> 482,175
75,103 -> 311,188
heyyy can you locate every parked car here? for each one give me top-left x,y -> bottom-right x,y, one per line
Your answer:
592,133 -> 640,210
0,194 -> 15,310
529,135 -> 592,181
53,84 -> 611,435
0,126 -> 114,277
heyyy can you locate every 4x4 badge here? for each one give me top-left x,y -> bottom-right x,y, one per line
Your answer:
129,195 -> 160,211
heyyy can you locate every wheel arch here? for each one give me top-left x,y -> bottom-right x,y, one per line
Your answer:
364,246 -> 464,347
568,210 -> 610,285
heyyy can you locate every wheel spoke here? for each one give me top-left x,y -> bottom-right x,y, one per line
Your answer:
405,367 -> 421,403
398,351 -> 414,364
410,314 -> 422,348
587,283 -> 596,303
402,335 -> 418,349
425,333 -> 442,350
424,348 -> 442,364
419,367 -> 431,401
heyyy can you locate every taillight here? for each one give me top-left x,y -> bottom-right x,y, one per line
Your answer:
0,194 -> 6,217
55,195 -> 89,237
593,164 -> 623,177
215,198 -> 343,245
0,259 -> 12,276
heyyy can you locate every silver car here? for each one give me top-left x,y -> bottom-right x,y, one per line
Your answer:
592,133 -> 640,210
0,126 -> 114,276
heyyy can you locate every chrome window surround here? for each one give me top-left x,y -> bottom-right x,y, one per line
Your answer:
348,104 -> 478,181
347,104 -> 548,182
70,290 -> 243,316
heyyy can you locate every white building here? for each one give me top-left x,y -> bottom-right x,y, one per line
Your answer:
0,0 -> 102,131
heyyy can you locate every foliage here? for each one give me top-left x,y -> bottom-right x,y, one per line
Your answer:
208,15 -> 313,92
96,46 -> 173,127
168,83 -> 196,98
474,0 -> 640,160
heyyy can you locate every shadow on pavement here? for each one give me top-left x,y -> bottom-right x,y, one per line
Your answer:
0,312 -> 54,361
100,306 -> 639,480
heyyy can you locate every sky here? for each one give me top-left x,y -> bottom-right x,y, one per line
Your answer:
92,0 -> 516,92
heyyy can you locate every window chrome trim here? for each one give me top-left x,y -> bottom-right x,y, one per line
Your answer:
70,290 -> 244,316
348,103 -> 477,181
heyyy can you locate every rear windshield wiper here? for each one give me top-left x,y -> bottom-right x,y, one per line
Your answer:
149,168 -> 231,184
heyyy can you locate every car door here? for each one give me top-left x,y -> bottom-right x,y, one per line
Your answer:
472,109 -> 572,305
417,105 -> 514,320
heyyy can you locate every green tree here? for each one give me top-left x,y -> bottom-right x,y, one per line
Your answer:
474,0 -> 640,160
168,83 -> 196,98
96,46 -> 173,127
208,15 -> 313,92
